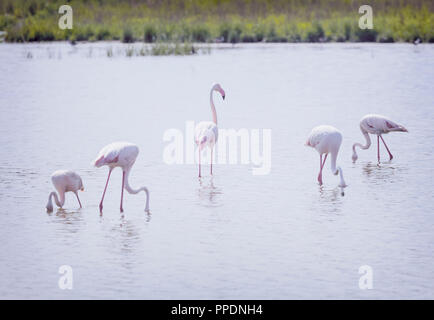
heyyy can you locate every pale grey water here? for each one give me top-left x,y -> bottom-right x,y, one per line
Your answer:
0,43 -> 433,299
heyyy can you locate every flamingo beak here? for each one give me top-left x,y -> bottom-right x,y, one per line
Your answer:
220,89 -> 225,100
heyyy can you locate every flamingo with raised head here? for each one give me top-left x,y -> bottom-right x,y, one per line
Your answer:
46,170 -> 84,212
352,114 -> 408,163
194,83 -> 226,177
306,125 -> 347,188
94,142 -> 150,213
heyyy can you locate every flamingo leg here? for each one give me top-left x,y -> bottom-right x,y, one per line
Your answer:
377,135 -> 380,163
318,154 -> 322,185
380,135 -> 393,161
322,153 -> 328,168
198,150 -> 202,178
99,168 -> 112,213
318,153 -> 328,185
120,170 -> 125,213
210,148 -> 213,175
75,192 -> 82,208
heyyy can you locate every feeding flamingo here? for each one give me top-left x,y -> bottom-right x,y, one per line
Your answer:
306,125 -> 347,188
352,114 -> 408,163
46,170 -> 84,212
94,142 -> 150,213
194,83 -> 226,177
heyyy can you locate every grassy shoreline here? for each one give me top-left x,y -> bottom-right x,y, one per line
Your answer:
1,0 -> 433,44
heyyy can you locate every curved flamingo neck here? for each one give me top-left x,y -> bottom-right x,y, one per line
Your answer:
353,127 -> 371,151
352,127 -> 371,162
124,168 -> 150,211
337,167 -> 346,187
330,151 -> 346,187
48,191 -> 65,208
330,150 -> 339,175
210,88 -> 217,125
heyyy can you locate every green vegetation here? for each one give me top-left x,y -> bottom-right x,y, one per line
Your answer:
1,0 -> 433,43
119,42 -> 205,57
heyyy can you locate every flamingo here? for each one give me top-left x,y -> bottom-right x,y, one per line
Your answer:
93,142 -> 150,213
194,83 -> 226,177
46,170 -> 84,212
306,125 -> 347,187
352,114 -> 408,163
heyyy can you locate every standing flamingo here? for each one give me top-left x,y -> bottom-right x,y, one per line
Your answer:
306,125 -> 347,187
194,83 -> 226,177
94,142 -> 150,213
352,114 -> 408,163
46,170 -> 84,212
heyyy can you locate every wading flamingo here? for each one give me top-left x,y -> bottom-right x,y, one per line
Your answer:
46,170 -> 84,212
194,83 -> 226,177
352,114 -> 408,163
306,125 -> 347,188
94,142 -> 150,213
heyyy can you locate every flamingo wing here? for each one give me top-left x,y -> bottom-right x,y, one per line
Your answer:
306,126 -> 330,148
93,144 -> 120,167
362,114 -> 407,133
195,121 -> 217,147
381,118 -> 407,132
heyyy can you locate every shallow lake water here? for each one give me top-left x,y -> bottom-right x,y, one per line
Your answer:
0,42 -> 433,299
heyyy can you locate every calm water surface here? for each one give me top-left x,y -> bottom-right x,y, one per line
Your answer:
0,43 -> 433,299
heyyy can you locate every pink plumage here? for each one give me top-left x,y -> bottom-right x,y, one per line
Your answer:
306,125 -> 346,188
352,114 -> 408,163
46,170 -> 84,212
94,142 -> 149,213
195,83 -> 226,177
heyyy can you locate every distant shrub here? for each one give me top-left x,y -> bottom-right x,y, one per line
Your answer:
97,28 -> 111,41
6,2 -> 14,14
144,24 -> 157,42
122,28 -> 134,43
118,42 -> 199,57
241,34 -> 256,42
219,24 -> 232,42
288,32 -> 301,42
266,35 -> 288,42
306,23 -> 325,42
27,1 -> 37,16
344,22 -> 352,41
75,27 -> 94,41
31,29 -> 54,41
378,34 -> 394,43
355,28 -> 378,42
0,14 -> 15,30
191,25 -> 209,42
253,24 -> 266,42
229,26 -> 242,43
276,36 -> 288,42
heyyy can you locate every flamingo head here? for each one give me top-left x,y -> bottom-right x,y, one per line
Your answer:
46,201 -> 53,213
78,177 -> 84,191
213,83 -> 225,100
352,152 -> 358,163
